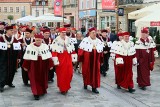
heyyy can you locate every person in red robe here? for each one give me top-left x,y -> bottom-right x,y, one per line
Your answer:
135,28 -> 155,90
19,28 -> 34,86
114,32 -> 137,93
0,25 -> 21,92
51,27 -> 77,95
22,34 -> 53,100
42,29 -> 55,82
110,32 -> 124,88
78,27 -> 104,94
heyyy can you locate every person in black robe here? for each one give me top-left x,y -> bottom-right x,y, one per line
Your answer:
100,29 -> 111,77
19,28 -> 34,86
0,25 -> 21,92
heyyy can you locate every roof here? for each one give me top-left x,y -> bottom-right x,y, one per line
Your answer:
0,0 -> 34,3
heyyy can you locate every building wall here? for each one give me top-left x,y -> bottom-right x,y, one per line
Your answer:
0,2 -> 31,23
78,0 -> 96,30
63,0 -> 79,29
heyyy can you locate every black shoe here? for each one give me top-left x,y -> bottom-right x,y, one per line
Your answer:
0,87 -> 4,92
117,85 -> 121,89
128,88 -> 136,93
140,86 -> 146,90
61,91 -> 67,95
84,85 -> 87,90
103,73 -> 107,77
24,83 -> 30,87
92,88 -> 99,94
8,84 -> 15,88
34,95 -> 40,100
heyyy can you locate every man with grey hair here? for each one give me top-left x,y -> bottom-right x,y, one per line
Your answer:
106,27 -> 117,42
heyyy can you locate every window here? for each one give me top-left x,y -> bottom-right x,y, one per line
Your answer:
0,7 -> 1,12
64,0 -> 67,5
16,7 -> 19,13
10,7 -> 13,13
42,1 -> 46,6
36,1 -> 40,6
86,0 -> 89,9
101,17 -> 105,29
92,0 -> 96,8
4,7 -> 7,12
80,0 -> 83,9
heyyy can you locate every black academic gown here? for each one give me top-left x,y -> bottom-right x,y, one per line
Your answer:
0,35 -> 19,88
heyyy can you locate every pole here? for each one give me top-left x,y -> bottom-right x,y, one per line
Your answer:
116,0 -> 119,33
43,0 -> 44,15
36,0 -> 37,17
95,0 -> 97,28
63,0 -> 64,25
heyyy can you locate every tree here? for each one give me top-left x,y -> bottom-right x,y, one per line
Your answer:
7,15 -> 14,23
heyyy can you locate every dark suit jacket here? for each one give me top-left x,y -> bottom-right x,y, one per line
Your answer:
109,33 -> 117,43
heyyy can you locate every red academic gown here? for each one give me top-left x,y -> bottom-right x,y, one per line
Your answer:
43,37 -> 55,81
78,49 -> 103,88
22,44 -> 53,95
136,38 -> 155,87
0,35 -> 20,87
52,51 -> 74,92
115,54 -> 135,89
114,40 -> 136,89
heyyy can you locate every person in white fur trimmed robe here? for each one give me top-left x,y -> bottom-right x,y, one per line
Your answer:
22,34 -> 54,100
78,27 -> 104,94
51,27 -> 77,95
114,32 -> 137,93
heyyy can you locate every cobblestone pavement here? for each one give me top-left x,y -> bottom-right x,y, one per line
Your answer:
0,58 -> 160,107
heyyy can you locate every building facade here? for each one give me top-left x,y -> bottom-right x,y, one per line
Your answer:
78,0 -> 96,30
0,0 -> 33,24
63,0 -> 78,29
31,0 -> 49,17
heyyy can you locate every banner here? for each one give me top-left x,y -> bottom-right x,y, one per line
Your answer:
150,21 -> 160,26
102,0 -> 115,10
54,0 -> 62,16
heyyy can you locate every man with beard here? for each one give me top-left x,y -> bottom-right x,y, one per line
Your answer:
0,25 -> 21,92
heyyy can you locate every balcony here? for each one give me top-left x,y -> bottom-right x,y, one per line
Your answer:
119,0 -> 144,5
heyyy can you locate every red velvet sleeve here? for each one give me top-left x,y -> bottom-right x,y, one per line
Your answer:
22,60 -> 31,71
78,49 -> 84,62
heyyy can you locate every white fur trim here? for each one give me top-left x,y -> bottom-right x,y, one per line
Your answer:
116,58 -> 124,65
110,53 -> 115,60
0,42 -> 7,50
23,43 -> 52,60
133,57 -> 137,65
114,41 -> 136,56
79,37 -> 104,53
71,54 -> 78,62
52,57 -> 59,65
154,51 -> 159,58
